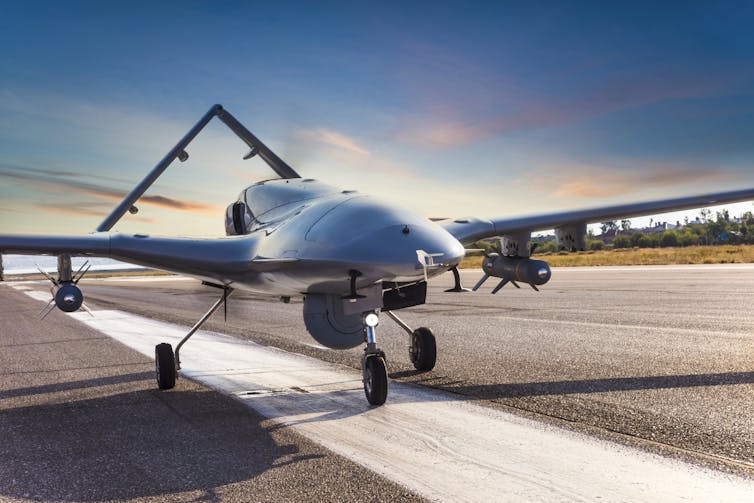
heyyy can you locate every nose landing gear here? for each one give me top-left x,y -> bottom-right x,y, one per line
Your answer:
361,311 -> 388,405
360,310 -> 438,406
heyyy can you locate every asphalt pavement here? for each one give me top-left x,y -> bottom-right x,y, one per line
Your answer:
72,265 -> 754,476
0,284 -> 423,502
2,264 -> 754,501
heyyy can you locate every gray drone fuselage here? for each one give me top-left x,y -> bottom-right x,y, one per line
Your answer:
0,179 -> 464,350
221,178 -> 466,295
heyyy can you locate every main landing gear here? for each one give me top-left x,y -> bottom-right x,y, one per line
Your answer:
153,286 -> 437,408
361,310 -> 437,406
384,310 -> 436,371
154,287 -> 233,390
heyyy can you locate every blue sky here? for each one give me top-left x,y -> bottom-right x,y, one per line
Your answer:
1,1 -> 753,236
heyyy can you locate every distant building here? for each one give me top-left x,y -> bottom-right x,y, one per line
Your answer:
642,221 -> 682,233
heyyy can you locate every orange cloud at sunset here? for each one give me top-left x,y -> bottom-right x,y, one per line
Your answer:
0,167 -> 222,217
526,164 -> 737,199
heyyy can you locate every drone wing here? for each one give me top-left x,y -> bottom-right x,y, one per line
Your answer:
0,233 -> 263,285
441,187 -> 754,246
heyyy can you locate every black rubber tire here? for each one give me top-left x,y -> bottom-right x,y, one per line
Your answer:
155,343 -> 176,390
411,327 -> 437,371
363,356 -> 388,406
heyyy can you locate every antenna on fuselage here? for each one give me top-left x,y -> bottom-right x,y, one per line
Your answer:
96,104 -> 300,232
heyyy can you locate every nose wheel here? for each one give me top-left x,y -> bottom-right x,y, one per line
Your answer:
362,353 -> 388,405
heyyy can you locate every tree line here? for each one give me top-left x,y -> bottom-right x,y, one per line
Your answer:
532,209 -> 754,253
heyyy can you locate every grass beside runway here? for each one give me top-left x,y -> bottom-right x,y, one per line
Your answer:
460,244 -> 754,268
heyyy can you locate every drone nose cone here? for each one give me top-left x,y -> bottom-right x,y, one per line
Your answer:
304,196 -> 464,280
418,225 -> 466,266
343,222 -> 464,279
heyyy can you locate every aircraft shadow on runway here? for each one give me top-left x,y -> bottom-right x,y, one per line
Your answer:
0,372 -> 153,400
411,371 -> 754,399
0,389 -> 325,501
4,365 -> 753,499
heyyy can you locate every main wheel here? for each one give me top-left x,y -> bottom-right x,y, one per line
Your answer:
410,327 -> 436,371
155,343 -> 176,390
363,355 -> 388,406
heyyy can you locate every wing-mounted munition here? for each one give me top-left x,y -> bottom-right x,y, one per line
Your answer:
38,254 -> 92,319
472,253 -> 552,293
469,232 -> 552,293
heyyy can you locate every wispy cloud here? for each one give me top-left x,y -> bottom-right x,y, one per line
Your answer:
1,163 -> 143,186
295,128 -> 370,157
391,44 -> 748,148
138,194 -> 217,212
32,201 -> 111,216
0,165 -> 222,215
32,202 -> 155,222
287,126 -> 424,184
398,77 -> 724,148
526,164 -> 738,199
0,89 -> 186,145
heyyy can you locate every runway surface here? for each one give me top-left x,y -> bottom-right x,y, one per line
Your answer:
3,264 -> 754,501
0,285 -> 421,502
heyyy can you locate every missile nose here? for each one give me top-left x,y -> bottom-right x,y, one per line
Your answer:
54,284 -> 84,312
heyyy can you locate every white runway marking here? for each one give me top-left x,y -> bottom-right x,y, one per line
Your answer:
24,290 -> 52,303
11,284 -> 754,502
489,313 -> 752,338
93,275 -> 195,283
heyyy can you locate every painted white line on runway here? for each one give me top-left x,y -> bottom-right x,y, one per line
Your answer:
24,290 -> 52,303
488,313 -> 752,339
12,284 -> 754,502
300,341 -> 332,350
9,284 -> 32,290
92,275 -> 195,283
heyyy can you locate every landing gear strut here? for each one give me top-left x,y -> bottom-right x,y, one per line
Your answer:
444,266 -> 470,292
384,310 -> 437,371
153,287 -> 233,390
361,311 -> 388,405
